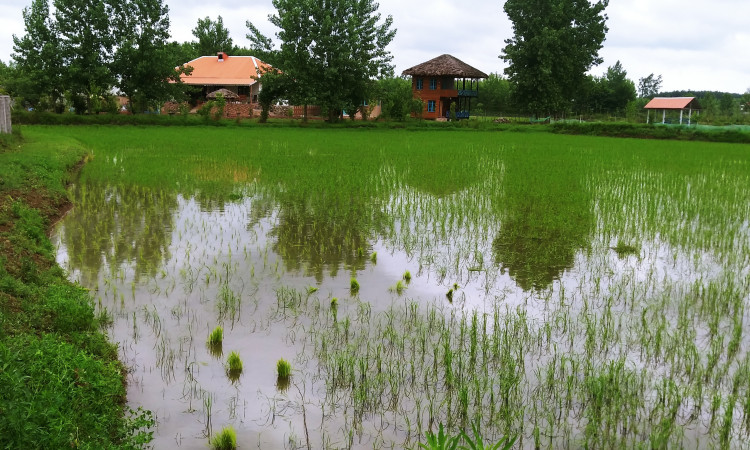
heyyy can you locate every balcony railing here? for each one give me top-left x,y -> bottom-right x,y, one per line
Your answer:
457,89 -> 478,97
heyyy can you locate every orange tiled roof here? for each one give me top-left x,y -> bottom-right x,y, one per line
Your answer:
180,54 -> 272,86
644,97 -> 696,109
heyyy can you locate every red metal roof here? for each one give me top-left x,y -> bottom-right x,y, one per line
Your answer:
179,55 -> 271,86
644,97 -> 696,109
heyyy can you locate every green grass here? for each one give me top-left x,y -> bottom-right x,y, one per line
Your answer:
0,129 -> 153,448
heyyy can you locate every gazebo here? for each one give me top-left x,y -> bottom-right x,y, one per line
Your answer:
402,54 -> 488,120
644,97 -> 700,125
206,88 -> 239,100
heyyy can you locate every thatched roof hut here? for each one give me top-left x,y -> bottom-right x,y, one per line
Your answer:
402,54 -> 488,79
206,88 -> 239,99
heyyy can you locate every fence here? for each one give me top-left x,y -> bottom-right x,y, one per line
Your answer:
0,96 -> 11,134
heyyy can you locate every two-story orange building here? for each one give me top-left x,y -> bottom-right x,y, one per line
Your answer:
402,54 -> 488,120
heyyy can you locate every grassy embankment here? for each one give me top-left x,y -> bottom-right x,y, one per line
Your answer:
0,130 -> 152,449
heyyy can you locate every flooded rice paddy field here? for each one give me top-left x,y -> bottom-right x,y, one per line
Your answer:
42,126 -> 750,449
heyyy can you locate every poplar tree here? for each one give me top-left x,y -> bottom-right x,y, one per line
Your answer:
246,0 -> 396,122
501,0 -> 609,117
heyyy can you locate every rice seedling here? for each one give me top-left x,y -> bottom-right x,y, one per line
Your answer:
226,351 -> 243,381
403,270 -> 412,283
207,326 -> 223,345
390,280 -> 406,295
277,358 -> 292,392
210,426 -> 237,450
350,277 -> 360,294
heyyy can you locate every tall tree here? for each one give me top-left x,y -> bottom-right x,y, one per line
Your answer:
637,73 -> 663,98
54,0 -> 118,113
501,0 -> 609,117
192,16 -> 233,56
11,0 -> 64,110
600,61 -> 636,113
112,0 -> 189,112
247,0 -> 396,122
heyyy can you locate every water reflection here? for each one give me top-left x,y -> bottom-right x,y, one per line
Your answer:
59,182 -> 177,285
493,156 -> 593,291
271,196 -> 380,282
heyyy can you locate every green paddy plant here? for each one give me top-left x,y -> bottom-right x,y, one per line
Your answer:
350,277 -> 360,294
210,426 -> 237,450
370,251 -> 377,263
390,280 -> 406,295
276,358 -> 292,392
208,326 -> 223,345
403,270 -> 412,283
226,351 -> 243,381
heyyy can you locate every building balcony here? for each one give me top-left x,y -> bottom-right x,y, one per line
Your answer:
458,89 -> 478,97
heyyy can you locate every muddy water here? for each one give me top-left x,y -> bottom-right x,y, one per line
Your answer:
52,159 -> 750,448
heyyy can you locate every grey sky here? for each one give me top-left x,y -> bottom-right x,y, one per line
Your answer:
1,0 -> 748,93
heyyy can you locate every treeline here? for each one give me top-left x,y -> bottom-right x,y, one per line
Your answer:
0,0 -> 277,114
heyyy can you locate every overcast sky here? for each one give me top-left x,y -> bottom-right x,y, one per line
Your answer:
1,0 -> 748,94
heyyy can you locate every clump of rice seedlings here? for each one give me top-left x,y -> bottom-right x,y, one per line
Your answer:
207,326 -> 223,345
446,288 -> 454,302
370,252 -> 377,263
403,270 -> 412,283
306,286 -> 318,295
207,326 -> 224,358
210,426 -> 237,450
276,358 -> 292,392
611,240 -> 639,258
389,280 -> 406,295
350,277 -> 360,294
330,297 -> 338,309
226,351 -> 243,381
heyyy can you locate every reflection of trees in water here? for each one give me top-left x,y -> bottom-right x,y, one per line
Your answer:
60,182 -> 177,285
493,156 -> 594,291
271,195 -> 382,283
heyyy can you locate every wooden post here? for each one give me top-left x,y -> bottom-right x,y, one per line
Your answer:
679,109 -> 684,125
0,96 -> 11,134
688,108 -> 692,126
662,109 -> 666,124
647,109 -> 650,124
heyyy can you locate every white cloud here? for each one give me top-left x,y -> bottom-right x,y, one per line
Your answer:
1,0 -> 747,93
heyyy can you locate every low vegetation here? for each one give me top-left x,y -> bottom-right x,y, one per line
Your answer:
0,130 -> 153,448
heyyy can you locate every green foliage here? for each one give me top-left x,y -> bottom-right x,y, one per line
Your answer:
112,0 -> 190,113
210,426 -> 237,450
476,73 -> 512,115
248,0 -> 396,122
350,277 -> 360,294
192,16 -> 233,57
638,73 -> 663,99
376,76 -> 413,121
418,423 -> 460,450
459,422 -> 517,450
502,0 -> 609,116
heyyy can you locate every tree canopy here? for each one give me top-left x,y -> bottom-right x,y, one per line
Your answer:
247,0 -> 396,121
11,0 -> 188,113
191,16 -> 233,57
502,0 -> 609,117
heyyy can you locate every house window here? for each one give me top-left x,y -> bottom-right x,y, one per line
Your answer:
442,78 -> 453,89
429,78 -> 438,90
416,78 -> 423,90
428,100 -> 436,113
